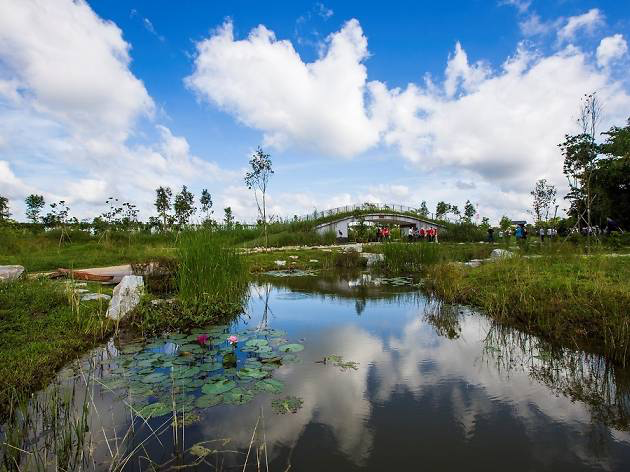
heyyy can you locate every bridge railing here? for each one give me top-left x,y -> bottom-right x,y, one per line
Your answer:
297,203 -> 422,222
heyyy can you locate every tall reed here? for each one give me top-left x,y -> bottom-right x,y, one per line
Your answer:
176,229 -> 249,316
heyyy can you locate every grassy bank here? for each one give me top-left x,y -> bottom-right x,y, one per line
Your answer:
125,230 -> 250,334
0,228 -> 174,272
424,254 -> 630,364
0,278 -> 112,412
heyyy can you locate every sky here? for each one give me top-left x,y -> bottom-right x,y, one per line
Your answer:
1,0 -> 629,223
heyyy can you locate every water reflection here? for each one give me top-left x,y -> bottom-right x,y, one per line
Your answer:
4,272 -> 630,471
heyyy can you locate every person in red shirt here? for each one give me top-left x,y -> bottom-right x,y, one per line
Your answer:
419,228 -> 426,240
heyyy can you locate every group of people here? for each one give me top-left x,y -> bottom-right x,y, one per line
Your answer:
409,226 -> 439,242
538,227 -> 558,241
376,226 -> 390,241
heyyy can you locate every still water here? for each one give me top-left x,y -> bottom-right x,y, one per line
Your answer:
4,271 -> 630,471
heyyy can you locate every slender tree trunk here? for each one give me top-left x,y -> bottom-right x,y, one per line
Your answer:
263,191 -> 268,248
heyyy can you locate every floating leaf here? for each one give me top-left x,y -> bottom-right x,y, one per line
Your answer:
120,344 -> 144,354
245,339 -> 269,348
278,343 -> 304,353
200,362 -> 223,372
141,373 -> 167,384
254,378 -> 284,394
138,402 -> 171,418
237,368 -> 267,380
172,366 -> 201,379
271,396 -> 303,414
223,388 -> 253,405
202,379 -> 236,395
190,443 -> 212,458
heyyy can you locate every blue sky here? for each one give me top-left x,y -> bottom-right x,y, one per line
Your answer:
1,0 -> 629,222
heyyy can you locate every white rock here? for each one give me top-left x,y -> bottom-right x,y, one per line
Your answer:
0,265 -> 24,282
309,259 -> 319,263
274,260 -> 286,267
289,255 -> 299,260
361,253 -> 384,266
81,293 -> 111,302
74,288 -> 89,294
490,249 -> 514,259
106,275 -> 144,321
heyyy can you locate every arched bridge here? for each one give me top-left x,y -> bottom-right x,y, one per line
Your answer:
314,211 -> 444,240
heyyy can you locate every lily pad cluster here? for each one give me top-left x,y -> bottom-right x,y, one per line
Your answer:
97,325 -> 304,419
271,396 -> 304,415
316,355 -> 359,371
374,276 -> 415,286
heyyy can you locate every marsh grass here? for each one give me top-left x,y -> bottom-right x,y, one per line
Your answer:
380,242 -> 493,274
424,254 -> 630,363
0,278 -> 112,413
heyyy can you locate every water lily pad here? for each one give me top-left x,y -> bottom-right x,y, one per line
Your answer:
202,379 -> 236,395
245,339 -> 269,348
120,344 -> 144,354
278,343 -> 304,353
172,366 -> 201,379
223,388 -> 253,405
138,402 -> 171,418
254,378 -> 284,394
195,394 -> 223,408
190,443 -> 211,458
244,360 -> 263,368
200,362 -> 223,372
271,396 -> 303,414
237,368 -> 267,380
141,373 -> 167,384
282,354 -> 302,364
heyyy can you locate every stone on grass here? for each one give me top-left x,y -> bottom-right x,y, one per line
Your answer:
0,265 -> 24,282
275,260 -> 286,267
106,275 -> 144,321
490,249 -> 514,259
309,259 -> 319,263
361,253 -> 384,267
81,293 -> 111,302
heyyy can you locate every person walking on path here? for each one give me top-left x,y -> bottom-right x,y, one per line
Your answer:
539,227 -> 545,242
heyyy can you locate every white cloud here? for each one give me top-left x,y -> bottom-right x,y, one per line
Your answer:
519,14 -> 559,37
185,19 -> 381,157
187,19 -> 630,220
0,0 -> 235,220
499,0 -> 532,14
597,34 -> 628,68
557,8 -> 604,43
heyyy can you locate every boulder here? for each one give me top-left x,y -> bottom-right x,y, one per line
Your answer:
361,253 -> 384,267
81,293 -> 111,302
490,249 -> 514,259
106,275 -> 144,321
0,265 -> 25,282
274,260 -> 287,267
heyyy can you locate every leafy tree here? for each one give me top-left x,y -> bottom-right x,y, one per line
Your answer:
0,196 -> 10,221
499,216 -> 512,232
154,186 -> 172,229
174,185 -> 195,226
463,200 -> 476,223
223,206 -> 234,228
530,179 -> 557,223
25,194 -> 45,223
559,92 -> 602,247
200,189 -> 213,220
479,217 -> 490,231
450,205 -> 461,220
244,147 -> 274,247
418,201 -> 429,218
435,201 -> 450,220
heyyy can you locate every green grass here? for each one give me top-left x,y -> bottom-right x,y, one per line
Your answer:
0,228 -> 174,272
379,242 -> 494,274
0,278 -> 113,412
424,254 -> 630,364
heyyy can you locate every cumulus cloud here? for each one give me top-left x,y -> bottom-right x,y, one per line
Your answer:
185,19 -> 381,157
187,18 -> 630,218
597,34 -> 628,68
557,8 -> 604,43
0,0 -> 233,220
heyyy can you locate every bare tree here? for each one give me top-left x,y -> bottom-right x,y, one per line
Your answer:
244,147 -> 274,247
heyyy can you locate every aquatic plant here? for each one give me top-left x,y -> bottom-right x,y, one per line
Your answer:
316,355 -> 359,371
271,396 -> 304,414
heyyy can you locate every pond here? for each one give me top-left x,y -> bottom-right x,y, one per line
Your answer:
3,271 -> 630,471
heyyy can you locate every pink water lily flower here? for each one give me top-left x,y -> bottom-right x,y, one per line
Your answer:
227,335 -> 238,345
197,334 -> 209,346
